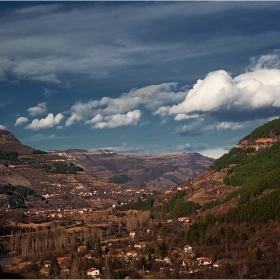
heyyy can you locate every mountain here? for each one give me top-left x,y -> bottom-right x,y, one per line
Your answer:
166,117 -> 280,211
59,150 -> 214,191
137,117 -> 280,223
115,118 -> 280,278
0,129 -> 214,211
3,119 -> 280,279
0,130 -> 34,155
118,117 -> 280,220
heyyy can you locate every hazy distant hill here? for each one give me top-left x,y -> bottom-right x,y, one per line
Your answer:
61,150 -> 215,191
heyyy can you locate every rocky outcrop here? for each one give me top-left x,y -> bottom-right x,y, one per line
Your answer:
236,135 -> 280,151
0,130 -> 34,155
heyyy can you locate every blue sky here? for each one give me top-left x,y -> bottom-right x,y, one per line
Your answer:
1,1 -> 280,158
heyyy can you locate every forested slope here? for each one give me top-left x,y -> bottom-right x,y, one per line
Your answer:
202,118 -> 280,219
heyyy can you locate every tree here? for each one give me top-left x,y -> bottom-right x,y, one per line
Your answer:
95,238 -> 102,255
49,257 -> 61,278
159,241 -> 167,258
256,247 -> 263,260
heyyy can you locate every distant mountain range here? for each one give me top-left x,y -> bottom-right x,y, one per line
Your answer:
0,129 -> 214,210
60,149 -> 214,191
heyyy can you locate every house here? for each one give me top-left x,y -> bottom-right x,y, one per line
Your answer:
129,231 -> 136,239
184,245 -> 193,254
134,241 -> 146,249
86,267 -> 101,279
77,245 -> 87,252
163,257 -> 171,264
125,250 -> 138,257
85,253 -> 92,259
182,259 -> 192,267
57,257 -> 69,268
197,257 -> 212,266
178,217 -> 190,223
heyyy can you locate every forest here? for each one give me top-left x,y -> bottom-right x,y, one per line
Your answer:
52,162 -> 84,174
0,184 -> 43,209
108,174 -> 132,184
245,117 -> 280,140
117,190 -> 200,219
0,150 -> 19,163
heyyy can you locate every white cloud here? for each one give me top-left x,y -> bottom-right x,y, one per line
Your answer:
200,148 -> 228,159
177,143 -> 207,152
15,117 -> 28,126
86,110 -> 141,129
179,117 -> 278,137
97,143 -> 145,154
216,122 -> 243,131
152,106 -> 171,117
0,125 -> 7,130
169,68 -> 280,118
0,2 -> 219,85
27,102 -> 47,116
26,113 -> 64,130
65,100 -> 100,127
248,49 -> 280,71
174,113 -> 202,121
14,4 -> 62,16
66,83 -> 186,127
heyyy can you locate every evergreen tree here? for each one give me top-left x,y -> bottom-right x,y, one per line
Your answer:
49,257 -> 61,278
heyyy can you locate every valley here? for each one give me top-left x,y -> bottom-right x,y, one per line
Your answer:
1,118 -> 280,279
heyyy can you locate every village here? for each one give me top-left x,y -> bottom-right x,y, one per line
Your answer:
33,215 -> 217,279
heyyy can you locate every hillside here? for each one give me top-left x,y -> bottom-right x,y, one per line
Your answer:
53,150 -> 214,191
117,117 -> 280,224
0,130 -> 34,155
112,117 -> 280,278
2,119 -> 280,279
0,130 -> 214,212
170,118 -> 280,209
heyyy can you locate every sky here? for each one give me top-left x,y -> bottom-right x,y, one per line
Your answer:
1,1 -> 280,159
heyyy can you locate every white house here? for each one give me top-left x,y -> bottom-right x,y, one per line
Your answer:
134,241 -> 146,249
184,245 -> 193,254
130,231 -> 136,239
125,250 -> 138,257
87,267 -> 101,279
197,257 -> 212,266
178,217 -> 190,223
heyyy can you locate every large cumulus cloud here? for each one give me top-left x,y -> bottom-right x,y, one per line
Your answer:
169,68 -> 280,121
